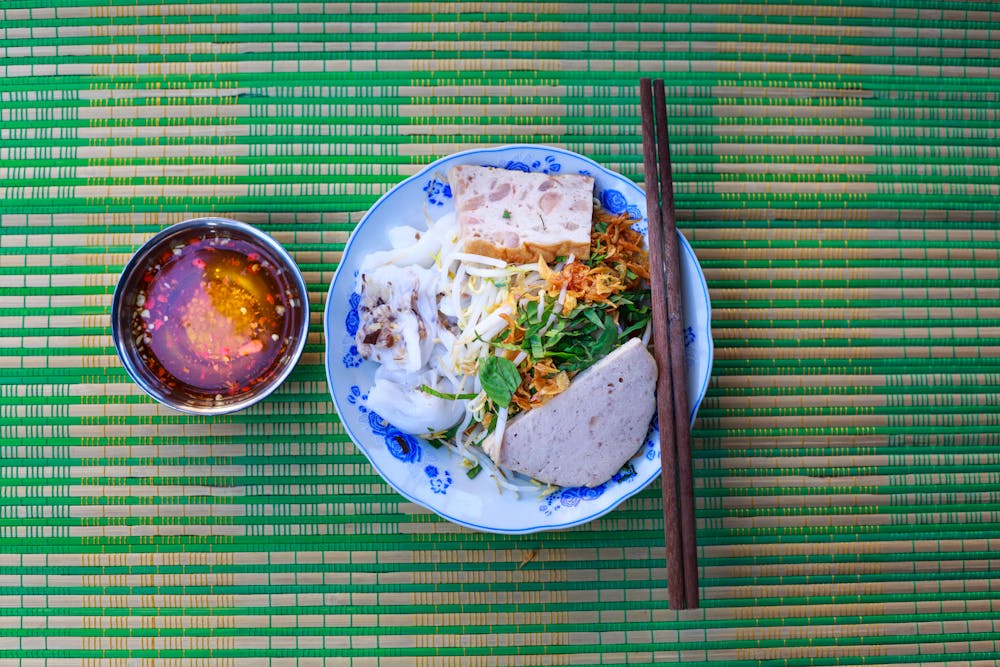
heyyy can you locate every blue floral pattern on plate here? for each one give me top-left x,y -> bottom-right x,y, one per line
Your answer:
342,291 -> 364,368
541,484 -> 606,516
347,385 -> 422,464
425,465 -> 453,495
345,291 -> 361,336
422,177 -> 451,206
324,144 -> 713,534
503,155 -> 562,174
601,188 -> 644,222
370,411 -> 422,464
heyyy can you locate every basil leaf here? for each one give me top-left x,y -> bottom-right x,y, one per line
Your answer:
479,356 -> 521,408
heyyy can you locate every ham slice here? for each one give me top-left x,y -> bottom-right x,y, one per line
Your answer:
448,165 -> 595,264
483,338 -> 658,488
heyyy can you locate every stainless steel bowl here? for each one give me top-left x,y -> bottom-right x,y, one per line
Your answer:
111,218 -> 309,414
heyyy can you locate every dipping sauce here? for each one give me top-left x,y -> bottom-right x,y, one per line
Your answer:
121,229 -> 304,410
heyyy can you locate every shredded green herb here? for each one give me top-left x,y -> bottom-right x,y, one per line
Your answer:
419,384 -> 477,401
495,289 -> 651,374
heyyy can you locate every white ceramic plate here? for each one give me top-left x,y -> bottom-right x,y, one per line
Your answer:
324,145 -> 713,534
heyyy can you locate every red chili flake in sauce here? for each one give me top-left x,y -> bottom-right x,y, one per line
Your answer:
130,234 -> 297,405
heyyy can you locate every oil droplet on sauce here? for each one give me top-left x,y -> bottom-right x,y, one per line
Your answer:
129,235 -> 297,402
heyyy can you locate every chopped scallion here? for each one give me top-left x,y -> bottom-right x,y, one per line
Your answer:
418,384 -> 477,400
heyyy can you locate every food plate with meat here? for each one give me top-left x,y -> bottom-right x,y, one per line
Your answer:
324,144 -> 712,534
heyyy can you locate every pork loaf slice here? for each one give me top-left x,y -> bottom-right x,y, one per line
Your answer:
483,337 -> 658,488
448,164 -> 595,264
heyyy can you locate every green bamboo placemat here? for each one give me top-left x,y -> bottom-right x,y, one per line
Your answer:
3,1 -> 1000,664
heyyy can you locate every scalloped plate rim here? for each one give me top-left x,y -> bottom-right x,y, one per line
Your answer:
324,144 -> 713,534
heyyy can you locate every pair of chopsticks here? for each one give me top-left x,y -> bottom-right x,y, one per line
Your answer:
639,78 -> 699,610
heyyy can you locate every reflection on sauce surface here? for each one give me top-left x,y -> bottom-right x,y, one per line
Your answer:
128,234 -> 298,404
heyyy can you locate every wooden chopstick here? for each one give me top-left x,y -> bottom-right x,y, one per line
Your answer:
639,78 -> 686,610
652,79 -> 699,609
640,78 -> 700,609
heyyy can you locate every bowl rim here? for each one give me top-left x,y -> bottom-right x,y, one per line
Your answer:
111,217 -> 310,415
